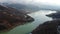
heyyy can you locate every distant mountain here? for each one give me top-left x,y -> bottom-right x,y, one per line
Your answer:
1,3 -> 40,12
1,3 -> 60,12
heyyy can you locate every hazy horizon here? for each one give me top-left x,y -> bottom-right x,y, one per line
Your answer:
0,0 -> 60,11
0,0 -> 60,6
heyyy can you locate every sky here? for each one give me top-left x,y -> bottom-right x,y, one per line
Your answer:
0,0 -> 60,6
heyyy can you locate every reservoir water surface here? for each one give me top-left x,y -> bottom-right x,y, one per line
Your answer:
0,10 -> 56,34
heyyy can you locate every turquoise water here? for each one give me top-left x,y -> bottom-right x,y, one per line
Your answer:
0,10 -> 56,34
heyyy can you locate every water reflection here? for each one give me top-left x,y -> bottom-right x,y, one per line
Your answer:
46,11 -> 60,19
31,19 -> 58,34
31,11 -> 60,34
0,10 -> 56,34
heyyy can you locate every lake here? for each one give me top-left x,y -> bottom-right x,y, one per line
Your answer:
0,10 -> 56,34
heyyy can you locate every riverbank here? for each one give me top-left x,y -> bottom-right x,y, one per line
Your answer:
0,5 -> 34,32
31,19 -> 60,34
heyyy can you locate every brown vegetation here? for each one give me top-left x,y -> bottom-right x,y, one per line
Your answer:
0,5 -> 34,32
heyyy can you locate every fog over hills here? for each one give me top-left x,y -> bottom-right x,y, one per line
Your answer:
0,0 -> 60,12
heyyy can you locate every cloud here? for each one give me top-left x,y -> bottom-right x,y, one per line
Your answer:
0,0 -> 60,6
0,0 -> 33,4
